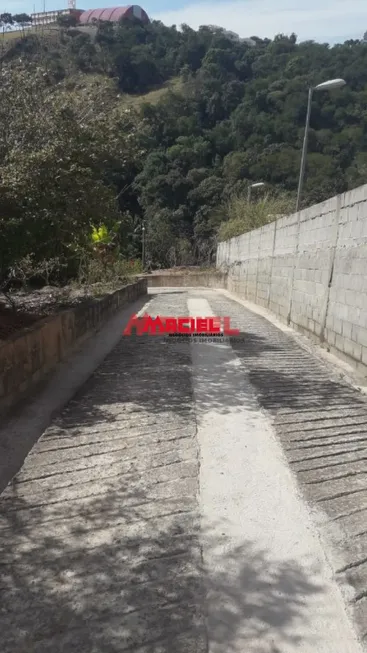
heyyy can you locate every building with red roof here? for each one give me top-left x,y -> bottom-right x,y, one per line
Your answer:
79,5 -> 149,25
31,4 -> 149,27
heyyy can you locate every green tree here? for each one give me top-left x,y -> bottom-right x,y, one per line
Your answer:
3,19 -> 367,270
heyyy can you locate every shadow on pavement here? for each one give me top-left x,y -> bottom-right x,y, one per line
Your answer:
51,331 -> 365,431
209,291 -> 367,415
0,487 -> 323,652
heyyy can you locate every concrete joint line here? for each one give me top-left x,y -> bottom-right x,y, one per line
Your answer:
245,232 -> 251,301
286,210 -> 302,326
267,219 -> 278,308
320,194 -> 342,344
254,231 -> 261,304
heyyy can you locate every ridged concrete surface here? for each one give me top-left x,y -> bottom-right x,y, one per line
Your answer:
208,290 -> 367,643
0,292 -> 205,653
0,288 -> 366,651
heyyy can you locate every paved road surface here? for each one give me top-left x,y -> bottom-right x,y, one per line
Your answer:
0,288 -> 366,652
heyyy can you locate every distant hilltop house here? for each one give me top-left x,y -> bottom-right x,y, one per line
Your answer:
30,4 -> 149,27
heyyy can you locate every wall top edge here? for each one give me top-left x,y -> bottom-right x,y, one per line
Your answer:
219,182 -> 367,247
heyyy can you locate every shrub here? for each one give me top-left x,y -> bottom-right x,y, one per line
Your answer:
217,192 -> 294,242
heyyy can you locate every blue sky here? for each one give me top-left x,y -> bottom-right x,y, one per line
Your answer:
5,0 -> 366,44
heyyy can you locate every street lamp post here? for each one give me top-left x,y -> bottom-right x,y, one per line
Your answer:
296,78 -> 346,212
248,181 -> 265,203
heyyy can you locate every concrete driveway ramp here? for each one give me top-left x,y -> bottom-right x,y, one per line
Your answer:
0,287 -> 366,652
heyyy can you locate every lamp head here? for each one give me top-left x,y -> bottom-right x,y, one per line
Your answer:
314,78 -> 346,91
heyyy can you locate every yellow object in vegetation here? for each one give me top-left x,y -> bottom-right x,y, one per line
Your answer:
91,225 -> 109,243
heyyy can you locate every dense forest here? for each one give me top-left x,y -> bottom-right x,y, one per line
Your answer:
1,16 -> 367,287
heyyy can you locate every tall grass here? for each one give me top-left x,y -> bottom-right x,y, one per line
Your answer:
217,192 -> 294,242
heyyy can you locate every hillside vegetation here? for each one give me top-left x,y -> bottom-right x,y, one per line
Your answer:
2,17 -> 367,291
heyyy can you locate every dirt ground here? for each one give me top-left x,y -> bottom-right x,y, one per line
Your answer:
0,285 -> 104,341
0,268 -> 213,340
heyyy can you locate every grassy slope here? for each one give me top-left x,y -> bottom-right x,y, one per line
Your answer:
120,77 -> 183,108
62,72 -> 183,114
0,25 -> 59,42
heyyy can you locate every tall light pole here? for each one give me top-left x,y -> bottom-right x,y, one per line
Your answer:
248,181 -> 265,203
296,78 -> 346,212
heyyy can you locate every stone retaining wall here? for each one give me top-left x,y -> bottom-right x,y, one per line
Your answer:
0,278 -> 147,415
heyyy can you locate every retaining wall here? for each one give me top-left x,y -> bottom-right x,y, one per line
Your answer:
216,183 -> 367,375
145,272 -> 227,288
0,278 -> 147,415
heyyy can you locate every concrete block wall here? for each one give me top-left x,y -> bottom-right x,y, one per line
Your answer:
216,183 -> 367,375
144,271 -> 227,288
